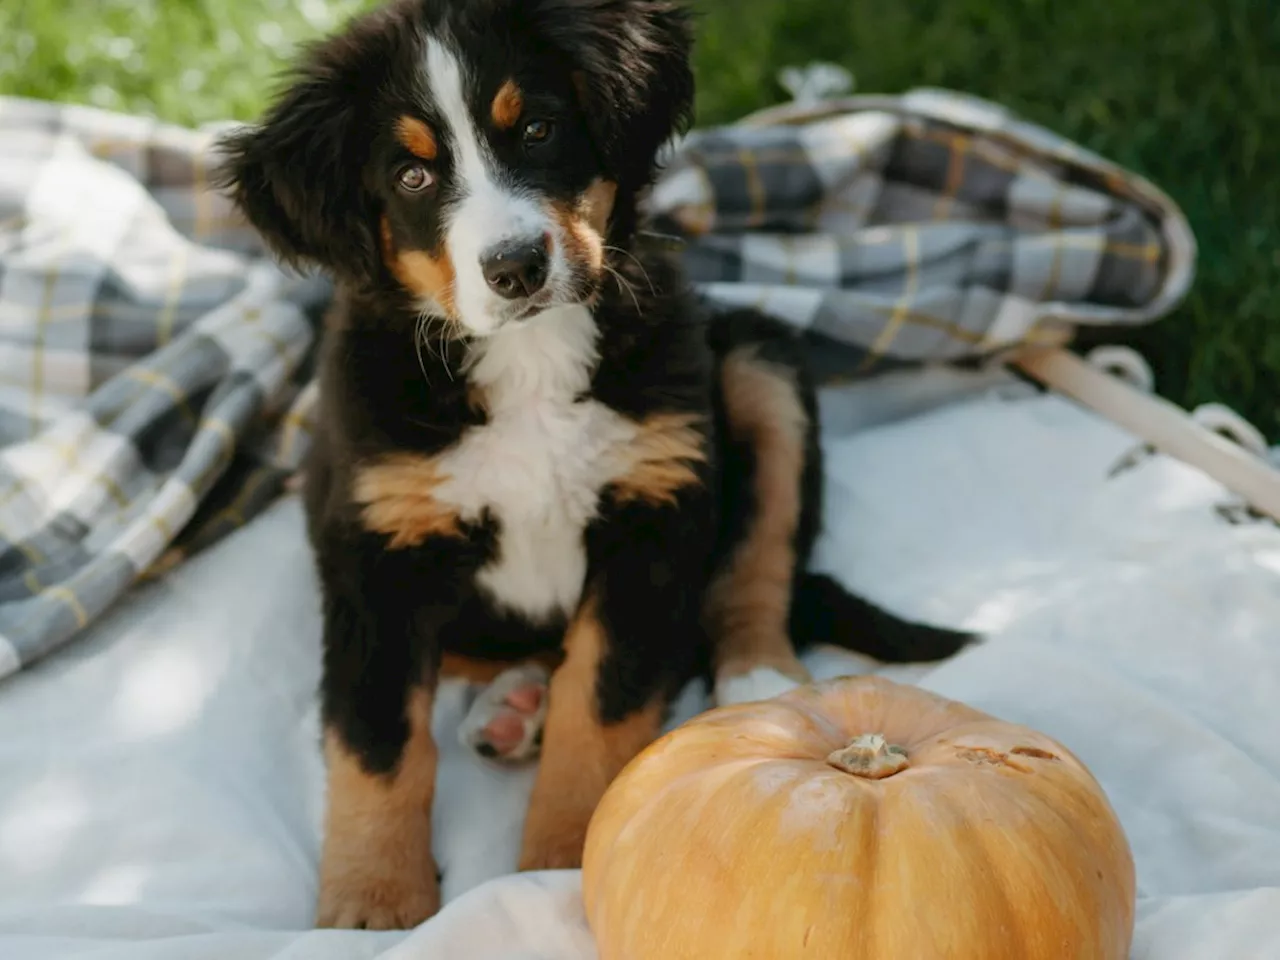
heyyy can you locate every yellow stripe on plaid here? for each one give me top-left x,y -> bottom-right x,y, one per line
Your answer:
915,125 -> 1053,182
13,538 -> 45,566
106,477 -> 198,572
1038,183 -> 1068,302
857,226 -> 920,373
192,415 -> 239,492
202,415 -> 236,453
932,132 -> 971,221
155,243 -> 190,347
1106,239 -> 1161,262
737,148 -> 767,230
125,367 -> 196,427
273,399 -> 317,468
49,438 -> 130,510
878,304 -> 986,346
241,308 -> 294,370
30,260 -> 60,438
18,572 -> 89,629
208,466 -> 273,531
192,137 -> 212,241
0,476 -> 36,516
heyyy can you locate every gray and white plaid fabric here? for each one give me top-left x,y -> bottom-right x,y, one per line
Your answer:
649,88 -> 1195,375
0,87 -> 1194,679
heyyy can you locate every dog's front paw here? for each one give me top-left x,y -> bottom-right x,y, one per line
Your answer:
316,858 -> 441,930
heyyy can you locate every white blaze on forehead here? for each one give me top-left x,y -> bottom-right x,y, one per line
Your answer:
424,36 -> 552,335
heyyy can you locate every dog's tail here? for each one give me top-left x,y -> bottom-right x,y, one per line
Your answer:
788,572 -> 975,663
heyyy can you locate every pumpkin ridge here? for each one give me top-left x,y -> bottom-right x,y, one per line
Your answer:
858,784 -> 881,958
588,757 -> 767,951
996,757 -> 1136,952
932,781 -> 1028,956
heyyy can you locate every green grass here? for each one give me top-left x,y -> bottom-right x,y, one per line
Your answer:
3,0 -> 1278,437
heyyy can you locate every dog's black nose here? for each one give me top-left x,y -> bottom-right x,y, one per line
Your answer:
481,235 -> 549,300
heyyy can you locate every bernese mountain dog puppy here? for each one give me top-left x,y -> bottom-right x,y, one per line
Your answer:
215,0 -> 970,930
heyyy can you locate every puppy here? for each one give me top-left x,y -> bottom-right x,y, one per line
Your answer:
216,0 -> 970,930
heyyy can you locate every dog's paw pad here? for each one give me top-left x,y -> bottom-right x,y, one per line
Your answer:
460,664 -> 550,764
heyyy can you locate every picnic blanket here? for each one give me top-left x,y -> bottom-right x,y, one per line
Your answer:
0,86 -> 1194,679
5,364 -> 1280,959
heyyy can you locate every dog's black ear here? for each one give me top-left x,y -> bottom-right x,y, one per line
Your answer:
212,38 -> 382,276
531,0 -> 695,196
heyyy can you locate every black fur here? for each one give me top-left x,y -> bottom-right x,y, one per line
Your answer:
214,0 -> 970,923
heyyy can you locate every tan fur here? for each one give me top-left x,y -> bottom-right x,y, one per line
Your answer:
611,412 -> 707,506
490,79 -> 524,129
519,598 -> 664,870
580,178 -> 617,237
546,178 -> 614,280
394,115 -> 438,160
393,248 -> 457,314
380,217 -> 457,318
316,687 -> 441,929
381,218 -> 456,318
353,453 -> 464,549
705,348 -> 812,684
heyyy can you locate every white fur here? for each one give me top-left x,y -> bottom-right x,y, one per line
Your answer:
457,663 -> 550,765
425,37 -> 568,336
714,667 -> 802,707
429,305 -> 638,621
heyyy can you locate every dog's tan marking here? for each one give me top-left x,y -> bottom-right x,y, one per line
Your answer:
440,650 -> 563,684
353,453 -> 463,549
490,79 -> 524,129
580,178 -> 616,237
610,412 -> 707,507
544,179 -> 616,289
316,687 -> 440,929
519,597 -> 663,870
380,217 -> 458,318
392,248 -> 457,314
705,348 -> 811,684
394,115 -> 438,161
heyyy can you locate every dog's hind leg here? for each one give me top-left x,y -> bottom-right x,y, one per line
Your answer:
706,338 -> 815,707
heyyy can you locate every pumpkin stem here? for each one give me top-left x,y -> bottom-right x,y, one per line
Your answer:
826,733 -> 909,779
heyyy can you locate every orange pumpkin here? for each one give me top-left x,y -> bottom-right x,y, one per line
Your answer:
583,675 -> 1135,960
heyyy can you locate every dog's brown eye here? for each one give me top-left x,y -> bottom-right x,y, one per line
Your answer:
522,119 -> 554,145
397,164 -> 433,193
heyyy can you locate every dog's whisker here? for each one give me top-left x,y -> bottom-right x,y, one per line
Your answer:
413,313 -> 433,388
605,245 -> 657,297
604,263 -> 642,315
439,320 -> 455,382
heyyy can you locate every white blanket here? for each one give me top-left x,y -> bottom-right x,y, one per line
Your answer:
2,366 -> 1279,959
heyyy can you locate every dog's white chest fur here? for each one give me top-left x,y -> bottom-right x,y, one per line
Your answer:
433,306 -> 635,621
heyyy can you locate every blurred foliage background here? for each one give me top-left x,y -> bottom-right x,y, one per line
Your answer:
2,0 -> 1278,436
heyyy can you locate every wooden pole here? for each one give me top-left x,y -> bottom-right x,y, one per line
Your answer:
1011,346 -> 1280,523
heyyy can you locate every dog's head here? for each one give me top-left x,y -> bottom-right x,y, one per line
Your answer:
215,0 -> 693,337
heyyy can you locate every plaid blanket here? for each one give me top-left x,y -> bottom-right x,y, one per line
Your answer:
0,87 -> 1194,679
